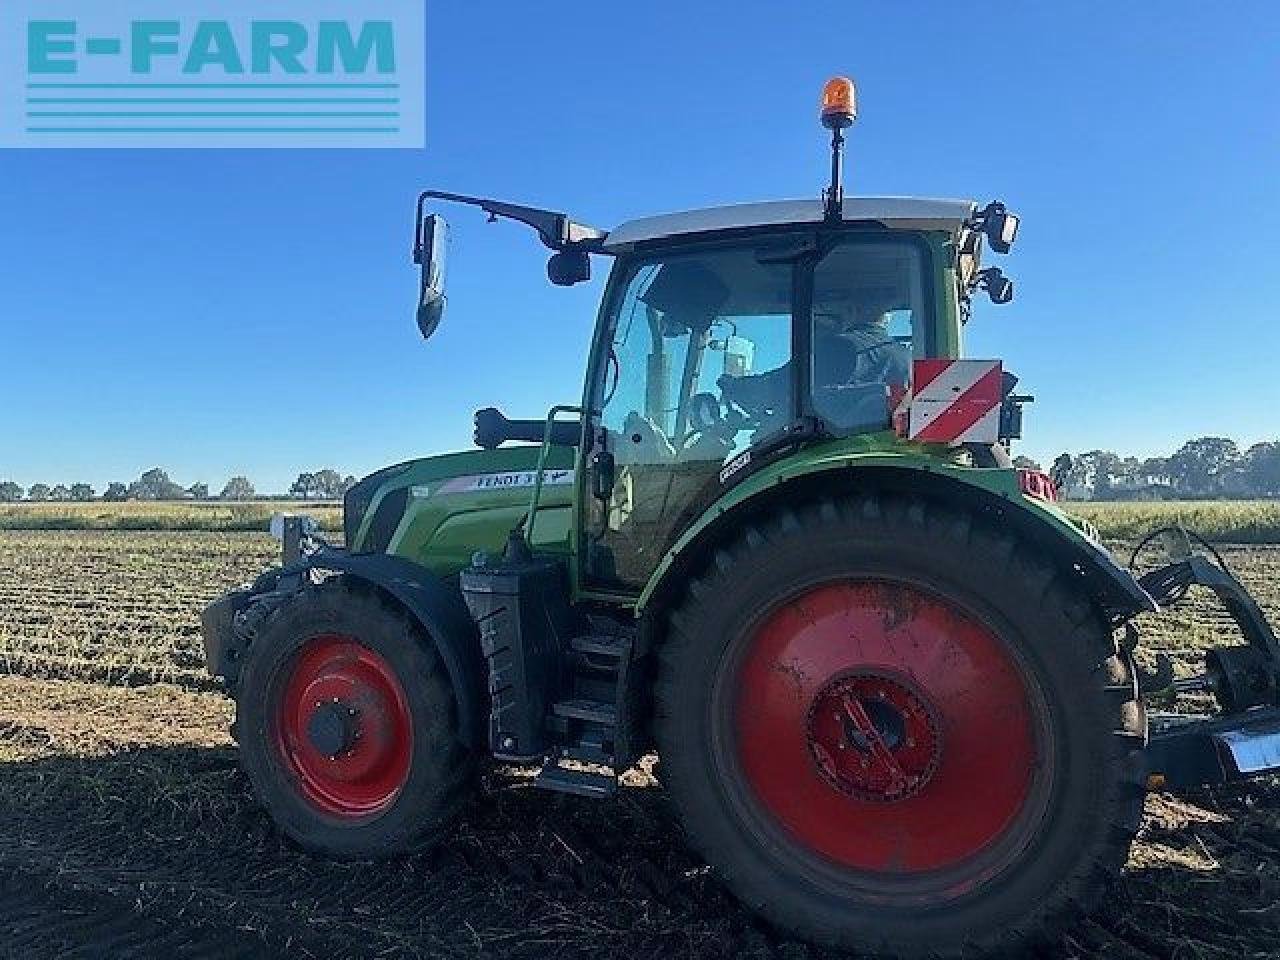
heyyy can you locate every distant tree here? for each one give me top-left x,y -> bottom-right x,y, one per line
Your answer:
1012,455 -> 1042,471
1167,437 -> 1240,496
1049,454 -> 1073,491
102,482 -> 129,502
1244,442 -> 1280,497
49,484 -> 72,501
342,475 -> 358,493
312,469 -> 346,499
289,471 -> 316,499
1116,457 -> 1142,485
27,483 -> 51,501
69,483 -> 95,501
188,482 -> 210,500
220,476 -> 255,500
129,468 -> 186,501
1079,450 -> 1123,498
290,468 -> 346,499
0,481 -> 23,502
1141,457 -> 1171,488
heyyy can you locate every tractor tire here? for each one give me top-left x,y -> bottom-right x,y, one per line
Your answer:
654,494 -> 1145,958
235,577 -> 475,858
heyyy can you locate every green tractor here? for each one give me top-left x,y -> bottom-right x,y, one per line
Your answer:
202,78 -> 1280,957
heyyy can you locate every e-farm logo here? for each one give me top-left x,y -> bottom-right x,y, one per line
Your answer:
0,1 -> 424,148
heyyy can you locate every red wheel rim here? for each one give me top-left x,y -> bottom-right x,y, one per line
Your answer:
735,581 -> 1040,874
274,634 -> 413,819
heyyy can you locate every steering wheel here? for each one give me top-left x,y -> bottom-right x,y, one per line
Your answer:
688,392 -> 723,432
681,392 -> 731,450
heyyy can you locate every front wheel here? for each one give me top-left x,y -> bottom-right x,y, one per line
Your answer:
654,495 -> 1145,957
235,579 -> 475,857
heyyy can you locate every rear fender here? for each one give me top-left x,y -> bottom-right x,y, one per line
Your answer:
637,455 -> 1156,625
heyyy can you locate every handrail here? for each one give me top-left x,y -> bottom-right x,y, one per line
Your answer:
525,404 -> 585,544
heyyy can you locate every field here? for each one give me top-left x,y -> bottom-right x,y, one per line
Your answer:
0,500 -> 342,532
1068,499 -> 1280,544
2,512 -> 1280,958
3,497 -> 1279,542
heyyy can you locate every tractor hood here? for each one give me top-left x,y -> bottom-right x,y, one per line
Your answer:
343,445 -> 577,571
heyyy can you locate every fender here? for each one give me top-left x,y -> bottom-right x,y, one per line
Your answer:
202,549 -> 488,747
313,551 -> 487,747
636,444 -> 1156,625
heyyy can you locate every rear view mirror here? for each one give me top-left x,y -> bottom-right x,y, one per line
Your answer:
414,213 -> 449,340
547,250 -> 591,286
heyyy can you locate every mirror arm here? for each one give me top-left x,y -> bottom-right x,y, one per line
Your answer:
417,190 -> 606,253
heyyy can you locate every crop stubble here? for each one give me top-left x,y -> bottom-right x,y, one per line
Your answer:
1,529 -> 1279,959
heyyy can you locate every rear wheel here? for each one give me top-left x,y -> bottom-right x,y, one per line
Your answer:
236,579 -> 474,857
654,495 -> 1145,957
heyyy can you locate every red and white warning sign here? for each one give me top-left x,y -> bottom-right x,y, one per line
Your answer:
908,359 -> 1003,444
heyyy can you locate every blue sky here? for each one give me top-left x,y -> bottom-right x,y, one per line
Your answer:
2,1 -> 1277,492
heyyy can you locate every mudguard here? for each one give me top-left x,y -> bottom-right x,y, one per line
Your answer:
636,447 -> 1156,626
204,549 -> 486,748
315,551 -> 486,747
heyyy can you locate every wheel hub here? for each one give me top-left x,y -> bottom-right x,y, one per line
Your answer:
806,672 -> 942,802
306,699 -> 360,758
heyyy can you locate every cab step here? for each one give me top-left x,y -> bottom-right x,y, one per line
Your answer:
534,764 -> 617,798
568,634 -> 630,658
552,699 -> 617,725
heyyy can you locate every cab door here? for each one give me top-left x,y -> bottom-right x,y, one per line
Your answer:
580,243 -> 795,590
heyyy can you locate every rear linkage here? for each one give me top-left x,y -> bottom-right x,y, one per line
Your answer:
1135,529 -> 1280,791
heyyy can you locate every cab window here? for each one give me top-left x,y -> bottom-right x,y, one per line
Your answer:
589,245 -> 793,586
809,241 -> 924,433
597,247 -> 794,464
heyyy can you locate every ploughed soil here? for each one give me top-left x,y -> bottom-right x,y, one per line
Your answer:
1,532 -> 1280,958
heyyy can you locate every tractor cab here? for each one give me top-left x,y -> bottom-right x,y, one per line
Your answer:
410,79 -> 1023,593
581,197 -> 980,587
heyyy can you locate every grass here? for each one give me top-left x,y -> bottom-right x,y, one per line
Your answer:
1065,499 -> 1280,544
0,500 -> 342,533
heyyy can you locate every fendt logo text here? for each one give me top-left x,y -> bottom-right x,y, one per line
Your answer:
0,1 -> 424,148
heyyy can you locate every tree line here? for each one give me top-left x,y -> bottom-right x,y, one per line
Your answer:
5,437 -> 1276,505
1018,437 -> 1280,501
0,467 -> 358,503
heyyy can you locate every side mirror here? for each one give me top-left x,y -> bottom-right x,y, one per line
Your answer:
979,267 -> 1015,304
547,250 -> 591,286
979,201 -> 1019,254
414,213 -> 449,340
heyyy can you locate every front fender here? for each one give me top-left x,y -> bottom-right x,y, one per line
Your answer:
203,549 -> 486,748
315,552 -> 486,747
636,448 -> 1155,624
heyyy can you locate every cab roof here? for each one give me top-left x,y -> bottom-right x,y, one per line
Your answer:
602,197 -> 974,252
